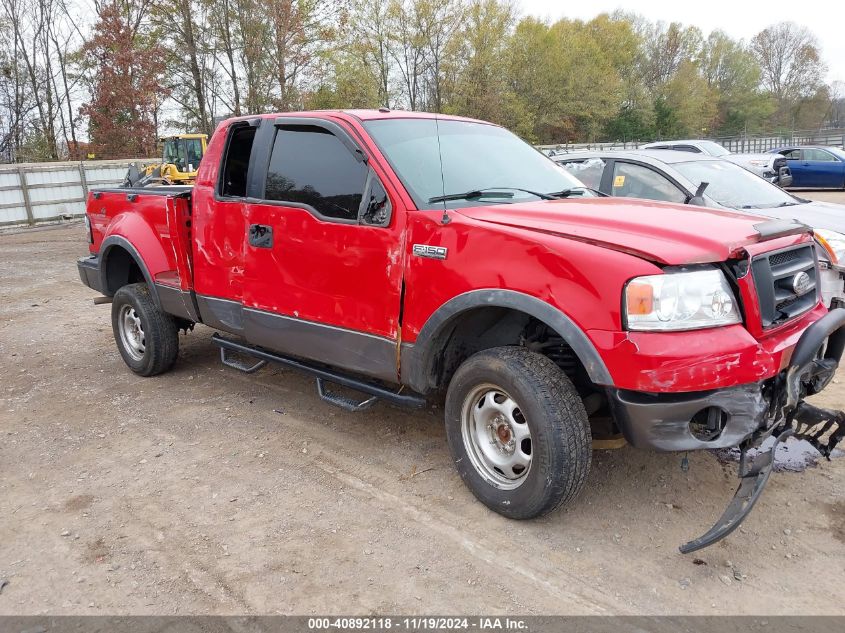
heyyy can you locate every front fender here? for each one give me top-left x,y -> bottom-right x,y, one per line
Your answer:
401,289 -> 613,393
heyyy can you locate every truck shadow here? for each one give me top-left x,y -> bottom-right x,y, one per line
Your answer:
168,329 -> 838,554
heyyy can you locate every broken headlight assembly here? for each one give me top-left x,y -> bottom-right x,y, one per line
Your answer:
814,228 -> 845,265
624,267 -> 741,331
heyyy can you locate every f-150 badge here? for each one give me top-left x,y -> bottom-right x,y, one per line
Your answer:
413,244 -> 448,260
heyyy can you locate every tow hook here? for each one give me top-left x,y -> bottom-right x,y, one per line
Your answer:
680,308 -> 845,554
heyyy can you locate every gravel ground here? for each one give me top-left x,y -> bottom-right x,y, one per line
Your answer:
1,192 -> 845,615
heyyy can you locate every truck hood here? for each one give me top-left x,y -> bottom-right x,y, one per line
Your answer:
456,197 -> 777,265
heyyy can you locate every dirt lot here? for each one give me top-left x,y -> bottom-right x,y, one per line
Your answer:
2,193 -> 845,615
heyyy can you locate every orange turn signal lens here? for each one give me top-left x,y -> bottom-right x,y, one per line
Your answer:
815,234 -> 838,265
626,281 -> 654,315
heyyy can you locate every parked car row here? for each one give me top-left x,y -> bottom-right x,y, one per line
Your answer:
640,139 -> 793,187
632,138 -> 845,189
555,149 -> 845,306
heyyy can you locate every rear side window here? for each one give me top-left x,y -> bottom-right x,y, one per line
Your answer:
219,125 -> 256,197
558,158 -> 606,190
673,145 -> 701,153
265,126 -> 368,221
611,162 -> 687,204
781,149 -> 801,160
804,148 -> 837,162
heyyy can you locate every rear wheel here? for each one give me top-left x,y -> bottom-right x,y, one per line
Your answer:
444,346 -> 591,519
111,283 -> 179,376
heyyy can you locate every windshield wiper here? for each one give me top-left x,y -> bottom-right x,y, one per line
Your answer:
546,186 -> 608,198
741,202 -> 798,209
428,187 -> 556,204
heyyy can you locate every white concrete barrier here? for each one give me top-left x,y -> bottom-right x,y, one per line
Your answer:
0,159 -> 144,226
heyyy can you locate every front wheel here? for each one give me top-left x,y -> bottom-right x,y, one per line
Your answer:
111,283 -> 179,376
444,346 -> 591,519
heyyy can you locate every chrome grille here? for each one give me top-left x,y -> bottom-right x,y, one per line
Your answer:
751,244 -> 818,328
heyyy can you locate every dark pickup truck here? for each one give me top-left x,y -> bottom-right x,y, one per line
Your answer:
78,109 -> 845,552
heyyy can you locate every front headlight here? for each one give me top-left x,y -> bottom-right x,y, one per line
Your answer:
625,267 -> 741,331
814,229 -> 845,265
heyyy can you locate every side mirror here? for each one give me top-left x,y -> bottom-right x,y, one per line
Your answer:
686,181 -> 709,207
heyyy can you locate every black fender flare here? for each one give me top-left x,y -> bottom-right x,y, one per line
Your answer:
401,289 -> 613,393
99,235 -> 161,308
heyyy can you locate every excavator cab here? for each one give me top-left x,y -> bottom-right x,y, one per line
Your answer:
123,133 -> 208,187
161,135 -> 207,179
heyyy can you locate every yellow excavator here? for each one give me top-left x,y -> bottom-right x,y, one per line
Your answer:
124,133 -> 208,187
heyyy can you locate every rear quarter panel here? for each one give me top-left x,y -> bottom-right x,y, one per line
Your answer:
87,190 -> 184,288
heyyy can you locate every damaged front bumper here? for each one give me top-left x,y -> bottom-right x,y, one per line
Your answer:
610,308 -> 845,553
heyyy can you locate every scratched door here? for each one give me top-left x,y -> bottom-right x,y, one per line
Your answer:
242,120 -> 406,380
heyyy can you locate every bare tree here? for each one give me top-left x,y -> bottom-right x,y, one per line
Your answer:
751,22 -> 825,103
348,0 -> 393,107
153,0 -> 213,133
207,0 -> 242,116
386,0 -> 429,110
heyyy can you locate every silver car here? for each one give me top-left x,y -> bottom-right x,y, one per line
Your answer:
640,139 -> 793,186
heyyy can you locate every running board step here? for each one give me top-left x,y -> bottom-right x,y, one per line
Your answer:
317,378 -> 378,412
219,346 -> 268,374
211,333 -> 426,410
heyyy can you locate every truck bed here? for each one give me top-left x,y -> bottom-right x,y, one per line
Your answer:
91,185 -> 194,197
85,185 -> 196,321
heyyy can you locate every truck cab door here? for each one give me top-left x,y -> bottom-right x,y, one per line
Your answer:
780,149 -> 806,186
190,119 -> 260,334
801,148 -> 843,188
242,118 -> 406,383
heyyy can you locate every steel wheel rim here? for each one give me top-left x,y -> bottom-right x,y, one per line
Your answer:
460,383 -> 532,490
118,304 -> 145,362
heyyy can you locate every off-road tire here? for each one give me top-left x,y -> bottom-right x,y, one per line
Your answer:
444,346 -> 591,519
111,283 -> 179,376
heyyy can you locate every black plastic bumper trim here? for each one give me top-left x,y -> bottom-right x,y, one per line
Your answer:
679,427 -> 794,554
786,307 -> 845,407
77,256 -> 102,293
607,383 -> 769,451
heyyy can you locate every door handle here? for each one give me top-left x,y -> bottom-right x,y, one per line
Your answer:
248,224 -> 273,248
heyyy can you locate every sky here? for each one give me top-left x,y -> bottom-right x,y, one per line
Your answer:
519,0 -> 845,85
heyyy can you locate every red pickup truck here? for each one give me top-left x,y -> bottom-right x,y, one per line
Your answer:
78,109 -> 845,552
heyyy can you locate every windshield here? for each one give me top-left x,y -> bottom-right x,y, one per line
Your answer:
699,141 -> 730,157
183,138 -> 204,169
162,139 -> 184,170
674,160 -> 799,209
363,118 -> 586,209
